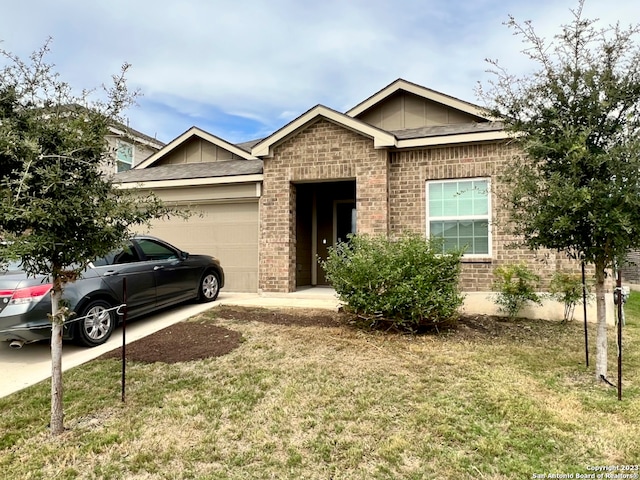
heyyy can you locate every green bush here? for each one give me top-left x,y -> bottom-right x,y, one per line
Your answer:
547,271 -> 591,322
321,233 -> 464,331
492,263 -> 542,320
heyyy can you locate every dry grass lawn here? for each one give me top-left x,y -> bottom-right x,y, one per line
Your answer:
1,298 -> 639,479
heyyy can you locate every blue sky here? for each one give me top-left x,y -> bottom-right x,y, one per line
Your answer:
1,0 -> 638,145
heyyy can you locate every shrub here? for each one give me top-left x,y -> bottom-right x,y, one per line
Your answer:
548,271 -> 591,323
321,233 -> 464,331
492,263 -> 542,320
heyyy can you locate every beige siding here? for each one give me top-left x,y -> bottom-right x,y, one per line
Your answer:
133,143 -> 158,167
131,182 -> 260,292
155,184 -> 259,204
357,92 -> 481,130
156,138 -> 244,166
145,201 -> 259,292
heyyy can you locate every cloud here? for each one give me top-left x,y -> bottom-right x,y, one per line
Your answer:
1,0 -> 639,143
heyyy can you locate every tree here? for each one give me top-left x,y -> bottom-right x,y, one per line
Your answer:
0,39 -> 174,434
478,1 -> 640,382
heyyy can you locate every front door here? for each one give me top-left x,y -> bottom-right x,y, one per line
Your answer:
295,181 -> 356,287
316,199 -> 356,285
335,201 -> 356,244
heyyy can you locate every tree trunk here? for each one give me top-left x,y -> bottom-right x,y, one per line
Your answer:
594,261 -> 608,383
50,287 -> 64,435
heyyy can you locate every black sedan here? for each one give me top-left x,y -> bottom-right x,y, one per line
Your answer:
0,236 -> 224,348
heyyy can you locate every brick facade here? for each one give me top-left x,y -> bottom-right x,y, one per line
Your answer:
388,143 -> 570,291
259,120 -> 388,292
259,119 -> 580,293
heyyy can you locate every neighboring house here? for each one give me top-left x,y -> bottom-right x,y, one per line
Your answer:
105,124 -> 165,174
116,79 -> 589,319
621,253 -> 640,286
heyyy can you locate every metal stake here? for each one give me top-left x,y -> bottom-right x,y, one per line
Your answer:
582,261 -> 589,367
121,277 -> 127,403
616,269 -> 622,401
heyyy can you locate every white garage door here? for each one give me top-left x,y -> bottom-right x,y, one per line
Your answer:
146,201 -> 259,292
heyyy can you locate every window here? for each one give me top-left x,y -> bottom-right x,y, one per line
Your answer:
116,140 -> 133,172
136,239 -> 179,261
426,178 -> 490,256
92,243 -> 140,266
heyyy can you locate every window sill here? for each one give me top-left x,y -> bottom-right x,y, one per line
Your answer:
461,257 -> 493,264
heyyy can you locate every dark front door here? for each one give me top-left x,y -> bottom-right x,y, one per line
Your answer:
316,200 -> 333,285
316,199 -> 356,285
335,201 -> 356,244
295,181 -> 356,287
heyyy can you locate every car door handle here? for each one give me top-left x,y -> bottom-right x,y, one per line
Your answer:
153,266 -> 164,271
103,270 -> 119,277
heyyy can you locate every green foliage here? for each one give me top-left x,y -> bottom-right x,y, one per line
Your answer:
0,39 -> 175,283
492,263 -> 542,320
547,271 -> 591,323
479,2 -> 640,270
321,233 -> 464,331
478,1 -> 640,377
0,39 -> 180,434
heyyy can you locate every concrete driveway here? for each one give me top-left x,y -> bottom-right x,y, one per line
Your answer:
0,300 -> 225,398
0,289 -> 340,398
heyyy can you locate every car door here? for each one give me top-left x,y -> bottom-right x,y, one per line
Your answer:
133,238 -> 200,308
91,242 -> 157,317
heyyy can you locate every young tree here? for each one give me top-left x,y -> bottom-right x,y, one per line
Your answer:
478,1 -> 640,382
0,39 -> 174,434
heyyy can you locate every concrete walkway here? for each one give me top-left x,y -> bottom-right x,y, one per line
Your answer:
0,289 -> 341,398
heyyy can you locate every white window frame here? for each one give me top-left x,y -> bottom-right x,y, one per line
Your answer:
425,177 -> 492,258
116,139 -> 134,173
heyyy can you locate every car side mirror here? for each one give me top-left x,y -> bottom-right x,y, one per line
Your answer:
181,252 -> 189,260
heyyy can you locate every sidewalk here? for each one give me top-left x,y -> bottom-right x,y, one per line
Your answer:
220,287 -> 342,310
0,288 -> 341,398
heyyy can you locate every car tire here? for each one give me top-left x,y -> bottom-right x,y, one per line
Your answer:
198,271 -> 220,302
74,299 -> 116,347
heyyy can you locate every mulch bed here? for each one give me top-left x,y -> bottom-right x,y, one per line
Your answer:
99,323 -> 243,364
98,305 -> 541,364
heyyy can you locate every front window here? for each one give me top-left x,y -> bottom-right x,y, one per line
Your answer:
426,178 -> 490,256
116,140 -> 134,172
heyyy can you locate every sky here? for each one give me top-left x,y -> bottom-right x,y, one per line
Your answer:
1,0 -> 639,145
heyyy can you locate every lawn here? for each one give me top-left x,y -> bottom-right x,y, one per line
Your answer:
1,296 -> 639,479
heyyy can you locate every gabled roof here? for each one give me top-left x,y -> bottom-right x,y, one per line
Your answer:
136,126 -> 258,169
251,105 -> 396,158
346,78 -> 490,121
235,138 -> 265,153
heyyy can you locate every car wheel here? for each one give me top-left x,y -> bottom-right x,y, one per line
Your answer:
74,300 -> 116,347
199,271 -> 220,302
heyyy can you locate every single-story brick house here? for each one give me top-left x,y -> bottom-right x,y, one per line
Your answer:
117,79 -> 600,319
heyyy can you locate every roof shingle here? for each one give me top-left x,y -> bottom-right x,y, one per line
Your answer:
115,159 -> 263,183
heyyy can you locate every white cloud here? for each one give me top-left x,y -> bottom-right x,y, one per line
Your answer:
1,0 -> 639,143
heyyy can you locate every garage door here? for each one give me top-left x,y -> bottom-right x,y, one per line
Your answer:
146,201 -> 259,292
